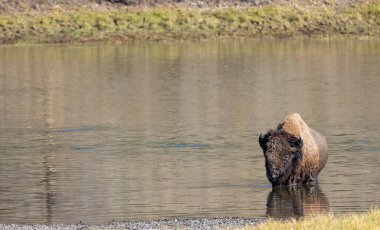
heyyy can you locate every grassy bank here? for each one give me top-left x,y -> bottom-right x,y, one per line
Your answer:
0,2 -> 379,43
248,209 -> 380,230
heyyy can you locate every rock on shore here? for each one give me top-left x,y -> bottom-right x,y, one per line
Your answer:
0,217 -> 265,230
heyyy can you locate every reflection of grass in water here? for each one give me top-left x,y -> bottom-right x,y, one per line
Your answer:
0,3 -> 379,43
247,209 -> 380,230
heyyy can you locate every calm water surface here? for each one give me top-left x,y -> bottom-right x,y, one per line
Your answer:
0,39 -> 379,224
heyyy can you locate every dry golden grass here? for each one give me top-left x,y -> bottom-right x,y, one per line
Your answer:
244,209 -> 380,230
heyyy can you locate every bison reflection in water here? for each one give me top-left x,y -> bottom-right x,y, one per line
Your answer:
266,184 -> 329,219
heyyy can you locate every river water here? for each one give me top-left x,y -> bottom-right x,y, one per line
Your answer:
0,39 -> 379,224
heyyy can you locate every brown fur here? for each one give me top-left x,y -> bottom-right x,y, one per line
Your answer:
259,113 -> 328,186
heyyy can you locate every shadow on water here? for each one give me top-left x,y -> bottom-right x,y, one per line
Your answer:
266,184 -> 329,219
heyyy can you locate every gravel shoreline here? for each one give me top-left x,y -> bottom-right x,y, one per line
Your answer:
0,217 -> 266,230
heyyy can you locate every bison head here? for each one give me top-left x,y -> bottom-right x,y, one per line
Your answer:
259,130 -> 303,186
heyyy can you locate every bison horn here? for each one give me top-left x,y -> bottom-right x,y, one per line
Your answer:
259,133 -> 265,149
297,136 -> 304,149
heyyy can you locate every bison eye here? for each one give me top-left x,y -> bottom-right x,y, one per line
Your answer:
283,155 -> 292,161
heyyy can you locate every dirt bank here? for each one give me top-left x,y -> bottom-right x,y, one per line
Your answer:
0,0 -> 374,12
0,0 -> 379,44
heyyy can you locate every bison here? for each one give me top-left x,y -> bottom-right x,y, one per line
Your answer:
259,113 -> 328,186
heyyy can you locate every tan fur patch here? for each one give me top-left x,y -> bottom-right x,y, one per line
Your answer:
277,113 -> 319,172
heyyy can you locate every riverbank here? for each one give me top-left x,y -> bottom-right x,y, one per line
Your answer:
0,217 -> 266,230
1,210 -> 379,229
0,1 -> 379,44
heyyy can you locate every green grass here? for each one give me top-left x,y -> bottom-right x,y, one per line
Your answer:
246,209 -> 380,230
0,3 -> 379,43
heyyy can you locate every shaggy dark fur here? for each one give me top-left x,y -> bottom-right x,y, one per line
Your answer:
259,130 -> 305,186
